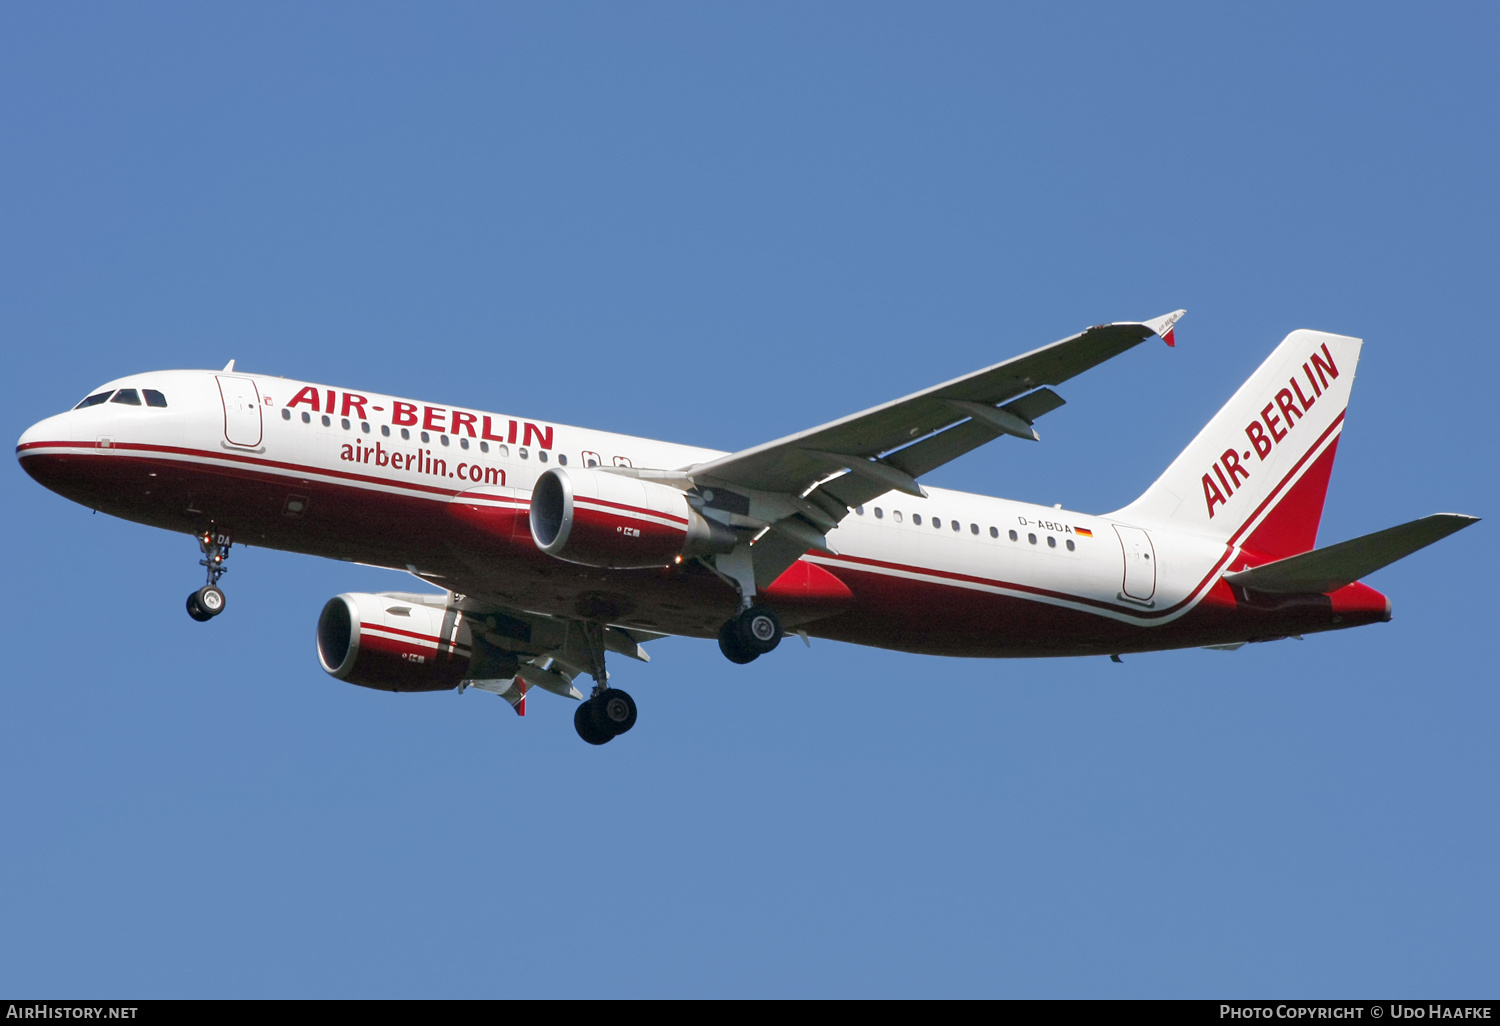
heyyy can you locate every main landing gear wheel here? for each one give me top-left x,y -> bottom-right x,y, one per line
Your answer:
593,688 -> 637,736
574,688 -> 637,745
574,702 -> 612,745
718,621 -> 757,664
718,604 -> 782,664
741,606 -> 782,654
186,585 -> 226,622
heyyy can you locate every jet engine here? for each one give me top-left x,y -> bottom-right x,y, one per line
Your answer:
529,467 -> 737,569
316,592 -> 472,692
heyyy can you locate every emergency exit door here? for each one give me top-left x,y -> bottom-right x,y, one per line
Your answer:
217,375 -> 263,447
1113,524 -> 1157,603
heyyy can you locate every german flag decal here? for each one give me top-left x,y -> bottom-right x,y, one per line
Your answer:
1075,527 -> 1093,538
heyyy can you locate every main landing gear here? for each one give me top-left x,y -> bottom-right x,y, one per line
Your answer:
568,621 -> 638,746
186,529 -> 231,622
573,688 -> 638,746
717,604 -> 782,664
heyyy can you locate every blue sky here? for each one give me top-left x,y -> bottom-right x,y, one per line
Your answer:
2,3 -> 1495,997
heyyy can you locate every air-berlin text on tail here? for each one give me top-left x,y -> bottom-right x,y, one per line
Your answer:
1202,343 -> 1340,519
285,387 -> 554,449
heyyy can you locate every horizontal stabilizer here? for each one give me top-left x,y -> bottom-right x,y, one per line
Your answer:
1224,514 -> 1479,594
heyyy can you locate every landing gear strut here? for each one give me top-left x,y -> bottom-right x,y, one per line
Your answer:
717,604 -> 782,664
568,620 -> 638,745
186,529 -> 231,622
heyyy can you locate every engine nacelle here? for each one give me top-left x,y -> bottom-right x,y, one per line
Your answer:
529,467 -> 737,569
316,592 -> 471,692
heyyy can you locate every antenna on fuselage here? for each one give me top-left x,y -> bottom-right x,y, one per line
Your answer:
222,359 -> 235,372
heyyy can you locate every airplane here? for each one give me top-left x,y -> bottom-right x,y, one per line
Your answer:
15,312 -> 1478,744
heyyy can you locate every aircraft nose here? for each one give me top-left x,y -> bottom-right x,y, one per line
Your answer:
16,412 -> 74,458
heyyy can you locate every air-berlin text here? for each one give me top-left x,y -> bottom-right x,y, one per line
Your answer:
1202,343 -> 1339,519
286,388 -> 553,449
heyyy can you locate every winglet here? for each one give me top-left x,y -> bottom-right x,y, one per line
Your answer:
1138,309 -> 1186,347
222,359 -> 236,372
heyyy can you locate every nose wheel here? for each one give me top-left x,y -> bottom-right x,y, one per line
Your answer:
186,585 -> 226,621
186,529 -> 232,622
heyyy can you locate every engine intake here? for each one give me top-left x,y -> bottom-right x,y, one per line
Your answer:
529,467 -> 736,569
317,593 -> 471,692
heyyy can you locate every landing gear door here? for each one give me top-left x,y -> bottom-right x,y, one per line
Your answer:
1114,524 -> 1157,604
217,376 -> 263,448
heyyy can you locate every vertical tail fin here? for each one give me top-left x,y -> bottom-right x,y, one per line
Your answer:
1110,329 -> 1362,560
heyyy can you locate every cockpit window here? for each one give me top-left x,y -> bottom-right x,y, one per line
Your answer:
75,391 -> 113,409
143,389 -> 167,408
110,389 -> 142,406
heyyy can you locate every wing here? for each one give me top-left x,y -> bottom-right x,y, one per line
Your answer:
681,311 -> 1184,584
691,311 -> 1182,498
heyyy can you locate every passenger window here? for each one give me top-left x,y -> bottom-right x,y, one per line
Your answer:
874,507 -> 884,519
281,409 -> 291,421
381,425 -> 391,437
538,450 -> 548,463
497,444 -> 509,457
321,415 -> 331,427
953,521 -> 961,532
361,421 -> 371,434
480,441 -> 489,453
934,518 -> 943,530
421,431 -> 430,443
1009,530 -> 1018,541
519,448 -> 529,460
1047,536 -> 1056,548
439,434 -> 449,446
990,527 -> 999,538
401,428 -> 410,440
143,389 -> 167,408
1028,533 -> 1037,544
1066,539 -> 1076,551
912,514 -> 922,526
970,523 -> 979,535
893,511 -> 903,523
75,391 -> 113,409
558,454 -> 567,466
302,411 -> 311,424
855,506 -> 864,516
460,437 -> 469,449
110,389 -> 142,406
341,418 -> 351,430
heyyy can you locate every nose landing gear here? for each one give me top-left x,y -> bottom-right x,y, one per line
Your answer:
186,529 -> 231,622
